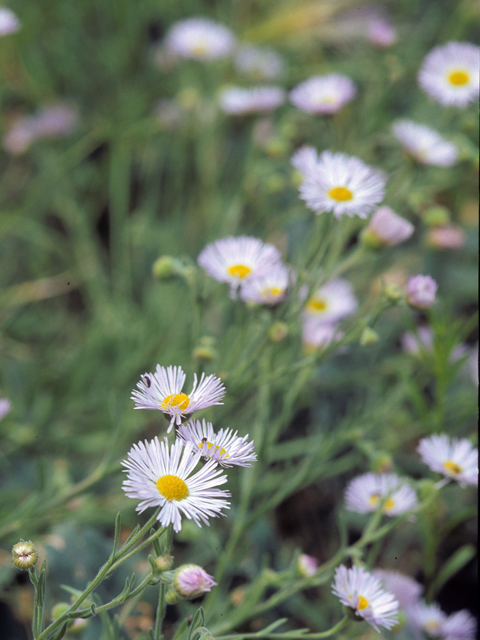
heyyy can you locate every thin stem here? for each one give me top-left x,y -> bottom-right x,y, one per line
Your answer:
216,616 -> 348,640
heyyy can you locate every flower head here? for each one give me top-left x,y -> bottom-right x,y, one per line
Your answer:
219,86 -> 285,115
302,320 -> 344,353
345,472 -> 418,516
442,609 -> 477,640
234,45 -> 283,81
0,7 -> 20,36
297,554 -> 318,577
291,145 -> 321,178
0,398 -> 11,421
362,206 -> 414,248
173,564 -> 217,598
297,150 -> 386,218
332,565 -> 399,632
407,600 -> 447,638
198,236 -> 282,296
289,75 -> 356,115
177,419 -> 257,468
303,278 -> 358,324
392,120 -> 458,167
122,437 -> 230,532
418,42 -> 480,107
372,570 -> 422,610
239,262 -> 291,305
165,17 -> 235,61
12,540 -> 38,570
366,17 -> 396,48
406,275 -> 438,310
417,434 -> 478,487
131,365 -> 225,431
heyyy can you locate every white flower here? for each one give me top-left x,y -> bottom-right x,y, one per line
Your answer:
417,434 -> 478,487
392,120 -> 458,167
291,145 -> 321,177
0,398 -> 11,420
177,419 -> 257,468
303,278 -> 358,324
345,472 -> 418,516
173,564 -> 217,598
131,365 -> 225,432
442,610 -> 477,640
234,45 -> 283,81
407,600 -> 447,638
121,437 -> 230,532
372,570 -> 423,610
0,7 -> 20,36
302,320 -> 344,353
297,554 -> 318,577
165,17 -> 235,61
198,236 -> 282,296
219,86 -> 285,115
298,150 -> 386,218
239,263 -> 291,305
418,42 -> 480,107
406,275 -> 438,310
362,206 -> 414,247
366,17 -> 396,48
332,565 -> 399,632
290,74 -> 356,115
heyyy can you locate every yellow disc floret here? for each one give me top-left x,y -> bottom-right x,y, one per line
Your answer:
199,441 -> 229,458
228,264 -> 252,279
156,475 -> 189,501
306,297 -> 327,313
448,69 -> 469,86
443,460 -> 463,476
356,595 -> 370,610
328,186 -> 353,202
161,393 -> 190,412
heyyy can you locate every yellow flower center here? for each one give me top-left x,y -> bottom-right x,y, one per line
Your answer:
357,595 -> 370,610
328,186 -> 353,202
443,460 -> 462,475
228,264 -> 252,279
198,441 -> 229,458
191,42 -> 208,57
368,493 -> 395,512
161,393 -> 190,412
156,475 -> 189,501
262,287 -> 283,299
448,69 -> 470,86
306,297 -> 327,313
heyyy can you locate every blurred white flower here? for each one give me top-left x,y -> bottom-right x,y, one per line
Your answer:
332,565 -> 399,632
392,120 -> 458,167
406,275 -> 438,310
417,434 -> 478,487
298,150 -> 386,218
219,86 -> 285,115
407,600 -> 446,638
0,7 -> 20,36
366,16 -> 396,47
345,472 -> 418,516
0,398 -> 11,420
302,320 -> 344,353
174,564 -> 217,598
234,45 -> 283,81
297,554 -> 318,577
291,145 -> 320,178
401,326 -> 468,362
289,74 -> 356,115
165,17 -> 235,61
239,262 -> 291,305
303,278 -> 358,324
425,224 -> 466,250
418,41 -> 480,107
372,569 -> 423,610
442,609 -> 477,640
362,206 -> 414,247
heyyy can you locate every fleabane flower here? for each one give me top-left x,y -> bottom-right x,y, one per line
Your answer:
418,42 -> 480,107
303,278 -> 358,324
302,320 -> 344,353
361,206 -> 414,248
291,145 -> 320,178
332,565 -> 399,632
239,263 -> 291,305
289,74 -> 356,115
0,398 -> 11,421
173,564 -> 217,598
0,7 -> 20,35
298,150 -> 387,218
234,45 -> 284,81
345,472 -> 418,516
219,86 -> 285,115
406,275 -> 438,310
165,17 -> 235,61
131,365 -> 225,431
198,236 -> 282,296
177,419 -> 256,468
121,437 -> 230,532
372,570 -> 423,610
392,120 -> 458,167
417,434 -> 478,487
407,600 -> 447,638
442,609 -> 477,640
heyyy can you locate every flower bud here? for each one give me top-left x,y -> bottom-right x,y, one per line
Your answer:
165,587 -> 181,605
406,275 -> 437,310
360,327 -> 379,346
361,206 -> 414,249
297,554 -> 318,577
12,540 -> 38,570
268,321 -> 288,343
155,554 -> 174,572
423,206 -> 450,227
264,136 -> 289,159
152,256 -> 181,280
193,346 -> 217,362
371,452 -> 393,473
383,283 -> 402,302
173,564 -> 217,599
425,224 -> 465,250
51,603 -> 70,620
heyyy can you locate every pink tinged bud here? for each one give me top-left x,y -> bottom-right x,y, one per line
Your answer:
406,275 -> 438,310
173,564 -> 217,598
367,18 -> 397,47
12,540 -> 38,570
0,399 -> 11,420
298,554 -> 318,577
425,225 -> 466,250
364,206 -> 414,247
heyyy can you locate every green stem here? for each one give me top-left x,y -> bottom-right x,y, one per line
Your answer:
216,616 -> 348,640
152,524 -> 173,639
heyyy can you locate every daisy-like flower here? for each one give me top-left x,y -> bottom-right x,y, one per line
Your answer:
298,150 -> 386,218
407,600 -> 447,638
131,365 -> 225,432
234,45 -> 284,81
198,236 -> 282,296
239,263 -> 291,305
392,120 -> 458,167
290,74 -> 356,115
345,472 -> 418,516
177,419 -> 256,468
417,434 -> 478,487
418,42 -> 480,107
219,86 -> 286,115
302,320 -> 344,353
121,437 -> 230,532
406,275 -> 438,310
0,7 -> 20,36
361,206 -> 414,248
291,145 -> 320,178
442,609 -> 477,640
303,278 -> 358,324
372,570 -> 423,610
297,554 -> 318,577
165,17 -> 235,61
332,565 -> 399,632
173,564 -> 217,598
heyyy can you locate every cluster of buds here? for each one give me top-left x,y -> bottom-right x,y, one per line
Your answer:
161,564 -> 217,605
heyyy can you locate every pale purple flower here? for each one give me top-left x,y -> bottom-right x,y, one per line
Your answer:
289,74 -> 356,115
442,609 -> 477,640
418,42 -> 480,107
165,17 -> 235,61
234,45 -> 283,81
173,564 -> 217,598
426,224 -> 466,250
401,326 -> 468,362
392,120 -> 458,167
303,278 -> 358,324
332,565 -> 399,632
367,17 -> 397,47
122,437 -> 230,532
291,145 -> 321,177
219,86 -> 285,115
418,434 -> 478,487
0,399 -> 11,420
297,554 -> 318,577
298,150 -> 387,218
372,570 -> 423,610
345,472 -> 418,516
407,600 -> 446,638
406,275 -> 438,310
239,263 -> 291,305
363,206 -> 414,247
0,7 -> 20,36
302,320 -> 344,353
131,365 -> 225,431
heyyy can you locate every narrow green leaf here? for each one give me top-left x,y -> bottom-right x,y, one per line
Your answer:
428,544 -> 476,599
